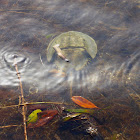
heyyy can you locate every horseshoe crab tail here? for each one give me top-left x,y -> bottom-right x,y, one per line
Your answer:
65,59 -> 69,62
53,44 -> 70,62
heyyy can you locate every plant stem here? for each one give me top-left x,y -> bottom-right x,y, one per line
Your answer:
14,56 -> 27,140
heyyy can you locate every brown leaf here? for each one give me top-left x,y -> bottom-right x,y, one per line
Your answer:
27,110 -> 58,128
38,110 -> 58,118
28,116 -> 54,128
71,96 -> 99,108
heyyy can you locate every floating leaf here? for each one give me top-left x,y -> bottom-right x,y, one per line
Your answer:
71,96 -> 98,108
27,109 -> 42,124
65,109 -> 95,114
63,113 -> 82,122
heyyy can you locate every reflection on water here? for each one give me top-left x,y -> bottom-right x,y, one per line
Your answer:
0,0 -> 139,139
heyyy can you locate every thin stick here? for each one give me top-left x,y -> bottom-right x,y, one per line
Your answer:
0,102 -> 69,109
0,124 -> 22,128
14,56 -> 28,140
0,104 -> 19,109
25,101 -> 68,105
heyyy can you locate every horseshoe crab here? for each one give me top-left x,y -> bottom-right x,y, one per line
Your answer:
46,31 -> 97,72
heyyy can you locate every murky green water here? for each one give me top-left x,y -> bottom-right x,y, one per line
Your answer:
0,0 -> 139,140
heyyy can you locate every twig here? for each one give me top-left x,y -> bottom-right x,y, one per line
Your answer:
0,102 -> 69,109
0,124 -> 22,129
0,104 -> 19,109
25,101 -> 68,105
14,55 -> 28,140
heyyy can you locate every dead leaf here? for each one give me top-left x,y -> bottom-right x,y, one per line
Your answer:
71,96 -> 99,108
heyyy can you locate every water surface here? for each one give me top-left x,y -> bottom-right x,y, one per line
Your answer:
0,0 -> 139,140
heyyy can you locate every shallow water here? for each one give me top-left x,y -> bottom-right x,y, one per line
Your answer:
0,0 -> 140,140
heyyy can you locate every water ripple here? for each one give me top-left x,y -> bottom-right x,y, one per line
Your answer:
0,48 -> 31,86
